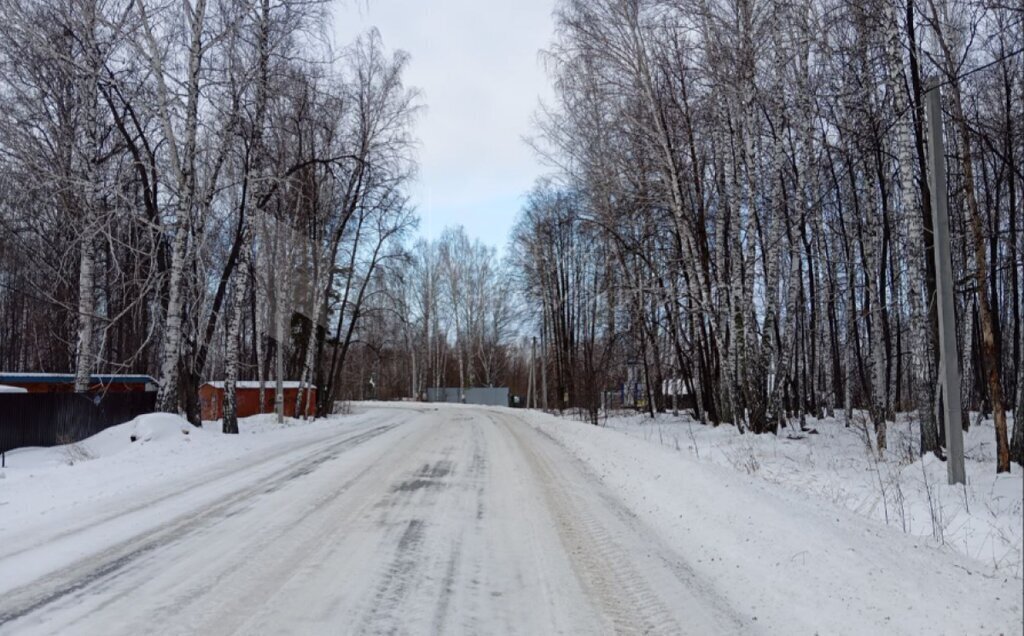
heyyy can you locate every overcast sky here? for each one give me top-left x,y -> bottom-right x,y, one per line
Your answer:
333,1 -> 557,251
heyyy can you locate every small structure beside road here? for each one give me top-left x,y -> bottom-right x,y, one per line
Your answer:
0,373 -> 157,454
199,381 -> 316,421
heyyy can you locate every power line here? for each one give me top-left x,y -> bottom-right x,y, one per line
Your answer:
931,45 -> 1024,89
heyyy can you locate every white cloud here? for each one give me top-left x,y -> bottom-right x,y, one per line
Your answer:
332,0 -> 556,248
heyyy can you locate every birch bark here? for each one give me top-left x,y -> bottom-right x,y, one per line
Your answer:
223,0 -> 271,434
144,0 -> 208,414
884,0 -> 938,454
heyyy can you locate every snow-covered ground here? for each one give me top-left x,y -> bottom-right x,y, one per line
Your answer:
519,406 -> 1023,633
0,409 -> 389,594
569,408 -> 1024,579
0,404 -> 1020,634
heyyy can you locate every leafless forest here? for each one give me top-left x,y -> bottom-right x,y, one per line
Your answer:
0,0 -> 1021,471
0,0 -> 419,432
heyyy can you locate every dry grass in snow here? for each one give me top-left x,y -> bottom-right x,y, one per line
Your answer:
576,409 -> 1023,578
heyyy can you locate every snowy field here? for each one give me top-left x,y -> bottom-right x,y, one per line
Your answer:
0,404 -> 1021,634
566,408 -> 1024,579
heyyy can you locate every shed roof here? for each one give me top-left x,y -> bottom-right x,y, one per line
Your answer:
0,373 -> 156,385
202,381 -> 313,390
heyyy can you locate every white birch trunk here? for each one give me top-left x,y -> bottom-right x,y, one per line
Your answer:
74,8 -> 102,395
155,222 -> 190,412
297,248 -> 325,420
844,273 -> 856,428
74,234 -> 96,393
222,275 -> 246,434
223,0 -> 271,433
763,127 -> 787,429
144,0 -> 207,414
885,0 -> 936,452
865,174 -> 887,453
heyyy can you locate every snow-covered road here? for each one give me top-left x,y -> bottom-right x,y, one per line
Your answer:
1,405 -> 1020,634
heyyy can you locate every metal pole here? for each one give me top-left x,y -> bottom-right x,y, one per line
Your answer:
926,82 -> 966,485
540,327 -> 548,411
528,337 -> 535,409
410,348 -> 417,401
275,335 -> 284,423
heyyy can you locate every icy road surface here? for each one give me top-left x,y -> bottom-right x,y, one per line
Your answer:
0,405 -> 1020,635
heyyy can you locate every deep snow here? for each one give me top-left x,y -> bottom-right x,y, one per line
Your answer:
573,408 -> 1024,579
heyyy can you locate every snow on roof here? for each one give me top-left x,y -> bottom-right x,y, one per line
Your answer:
203,381 -> 314,390
0,373 -> 156,384
0,384 -> 29,393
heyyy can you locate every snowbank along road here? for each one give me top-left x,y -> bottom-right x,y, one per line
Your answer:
0,404 -> 1020,635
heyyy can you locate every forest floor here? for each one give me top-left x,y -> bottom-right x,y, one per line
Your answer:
578,407 -> 1024,579
0,404 -> 1020,634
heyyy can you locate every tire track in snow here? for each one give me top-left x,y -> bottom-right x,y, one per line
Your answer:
430,539 -> 462,634
503,413 -> 750,634
529,425 -> 751,631
151,412 -> 443,635
357,450 -> 458,633
353,418 -> 490,635
3,405 -> 760,634
138,424 -> 423,627
0,422 -> 402,629
504,417 -> 679,634
0,410 -> 399,565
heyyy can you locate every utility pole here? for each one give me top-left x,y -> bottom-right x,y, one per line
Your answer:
527,337 -> 536,408
270,221 -> 286,424
926,81 -> 966,485
410,348 -> 417,401
275,287 -> 285,425
540,327 -> 548,411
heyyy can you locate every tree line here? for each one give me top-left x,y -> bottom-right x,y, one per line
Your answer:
337,226 -> 521,402
508,0 -> 1022,471
1,0 -> 1020,477
0,0 -> 418,431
